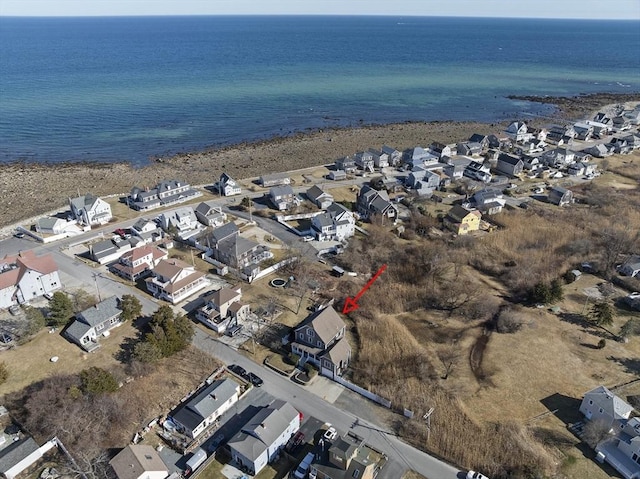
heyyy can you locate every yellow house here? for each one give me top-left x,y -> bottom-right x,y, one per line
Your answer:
445,205 -> 482,235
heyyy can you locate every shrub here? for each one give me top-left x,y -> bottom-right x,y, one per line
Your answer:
496,308 -> 525,334
119,294 -> 142,322
304,363 -> 318,378
80,367 -> 118,394
597,339 -> 606,349
287,352 -> 301,365
0,362 -> 8,385
24,306 -> 46,336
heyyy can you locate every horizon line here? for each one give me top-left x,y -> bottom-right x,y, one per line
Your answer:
1,13 -> 639,21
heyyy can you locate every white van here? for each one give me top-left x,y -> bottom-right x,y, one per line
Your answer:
293,452 -> 314,479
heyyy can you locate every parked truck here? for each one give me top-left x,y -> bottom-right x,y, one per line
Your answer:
184,448 -> 207,476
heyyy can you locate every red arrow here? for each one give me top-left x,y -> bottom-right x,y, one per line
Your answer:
342,264 -> 387,314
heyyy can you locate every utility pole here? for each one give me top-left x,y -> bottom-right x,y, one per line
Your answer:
423,408 -> 434,443
92,273 -> 102,303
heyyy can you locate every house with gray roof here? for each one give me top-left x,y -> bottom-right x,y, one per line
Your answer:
196,286 -> 250,333
548,186 -> 573,206
309,433 -> 386,479
369,148 -> 389,169
131,218 -> 163,243
64,296 -> 122,351
0,437 -> 42,479
311,203 -> 355,242
269,185 -> 300,211
195,201 -> 227,227
90,237 -> 135,265
580,385 -> 634,428
128,180 -> 200,211
406,167 -> 440,196
619,255 -> 640,278
109,445 -> 168,479
381,145 -> 402,166
356,185 -> 397,222
207,223 -> 272,275
69,193 -> 112,226
217,172 -> 242,196
171,378 -> 241,439
259,173 -> 290,188
335,156 -> 357,174
291,306 -> 351,379
228,399 -> 300,476
354,151 -> 375,172
469,189 -> 506,215
306,185 -> 334,210
145,258 -> 208,304
495,153 -> 524,177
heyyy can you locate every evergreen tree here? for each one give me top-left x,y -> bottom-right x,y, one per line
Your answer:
119,294 -> 142,322
24,306 -> 46,335
589,301 -> 615,328
530,282 -> 552,304
79,367 -> 118,394
48,291 -> 74,326
550,279 -> 564,302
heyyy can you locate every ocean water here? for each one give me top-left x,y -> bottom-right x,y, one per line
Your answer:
0,15 -> 638,166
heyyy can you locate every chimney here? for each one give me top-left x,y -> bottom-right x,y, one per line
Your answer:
261,423 -> 266,429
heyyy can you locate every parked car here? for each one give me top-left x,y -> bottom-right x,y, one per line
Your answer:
8,305 -> 20,316
467,471 -> 489,479
43,292 -> 54,301
13,231 -> 25,239
228,364 -> 247,377
247,372 -> 263,387
208,433 -> 225,453
323,425 -> 337,441
293,452 -> 314,479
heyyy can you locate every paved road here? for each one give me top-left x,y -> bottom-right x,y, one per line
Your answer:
191,328 -> 462,479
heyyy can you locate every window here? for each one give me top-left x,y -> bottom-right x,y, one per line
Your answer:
352,469 -> 361,478
599,408 -> 604,414
589,400 -> 593,405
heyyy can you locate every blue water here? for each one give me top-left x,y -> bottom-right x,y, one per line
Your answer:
0,16 -> 639,166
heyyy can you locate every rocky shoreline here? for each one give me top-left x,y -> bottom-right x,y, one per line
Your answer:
0,92 -> 638,228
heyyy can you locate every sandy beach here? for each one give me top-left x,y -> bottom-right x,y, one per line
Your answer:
0,92 -> 637,228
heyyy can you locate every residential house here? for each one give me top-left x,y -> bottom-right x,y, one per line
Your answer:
0,250 -> 61,309
90,237 -> 134,265
495,153 -> 524,177
381,145 -> 402,166
145,258 -> 208,304
159,207 -> 199,235
208,223 -> 272,271
354,151 -> 375,172
217,173 -> 242,196
196,286 -> 250,333
35,217 -> 79,236
69,193 -> 112,226
405,147 -> 439,167
468,133 -> 489,150
548,186 -> 573,206
444,206 -> 482,235
573,122 -> 595,141
131,218 -> 163,243
594,112 -> 613,125
335,157 -> 357,174
306,185 -> 334,210
505,121 -> 531,143
194,201 -> 227,227
428,142 -> 455,159
110,245 -> 168,282
578,383 -> 640,478
311,203 -> 356,242
619,255 -> 640,278
369,148 -> 389,169
584,143 -> 614,158
356,185 -> 397,221
609,137 -> 633,155
64,296 -> 122,351
624,106 -> 640,125
442,158 -> 470,180
585,120 -> 612,138
522,155 -> 541,173
328,170 -> 347,181
260,173 -> 290,188
309,433 -> 386,479
516,138 -> 546,155
109,445 -> 169,479
529,127 -> 548,142
0,437 -> 42,479
464,161 -> 492,183
291,306 -> 351,379
457,142 -> 483,157
547,125 -> 575,145
228,400 -> 301,476
269,185 -> 300,211
469,189 -> 506,215
406,167 -> 440,196
612,115 -> 631,132
171,379 -> 241,439
568,161 -> 596,177
128,180 -> 200,211
541,148 -> 575,168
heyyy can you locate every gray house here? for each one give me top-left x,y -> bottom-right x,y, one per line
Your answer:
381,145 -> 402,166
259,173 -> 290,188
356,185 -> 397,221
171,378 -> 241,439
306,185 -> 334,209
195,201 -> 227,227
335,156 -> 357,174
64,296 -> 122,351
495,153 -> 524,177
619,255 -> 640,278
269,185 -> 300,211
548,186 -> 573,206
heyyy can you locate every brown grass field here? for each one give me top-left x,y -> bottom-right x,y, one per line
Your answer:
337,151 -> 640,478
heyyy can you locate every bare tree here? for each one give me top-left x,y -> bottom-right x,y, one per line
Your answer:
437,343 -> 461,380
582,419 -> 612,449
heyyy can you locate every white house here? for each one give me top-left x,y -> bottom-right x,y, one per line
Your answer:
0,250 -> 61,309
35,217 -> 80,236
228,400 -> 300,476
218,173 -> 242,196
306,185 -> 334,210
196,286 -> 250,333
195,201 -> 227,227
171,379 -> 241,439
64,296 -> 122,351
145,258 -> 209,304
159,207 -> 199,234
311,203 -> 355,242
110,245 -> 168,281
69,194 -> 112,226
109,445 -> 168,479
